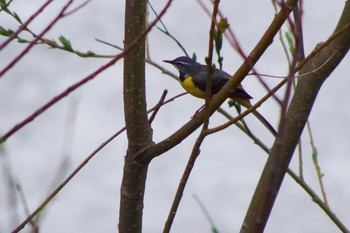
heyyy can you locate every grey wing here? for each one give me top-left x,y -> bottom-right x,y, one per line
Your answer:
192,67 -> 252,99
191,70 -> 210,92
212,69 -> 253,99
191,70 -> 229,94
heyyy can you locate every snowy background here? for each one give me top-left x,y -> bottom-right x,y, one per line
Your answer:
1,1 -> 349,232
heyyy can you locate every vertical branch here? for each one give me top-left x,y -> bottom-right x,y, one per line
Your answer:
119,0 -> 152,232
163,2 -> 220,232
308,122 -> 329,207
203,0 -> 220,124
162,132 -> 205,233
240,1 -> 350,232
293,0 -> 306,183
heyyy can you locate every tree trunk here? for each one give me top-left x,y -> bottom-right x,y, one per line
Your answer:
240,2 -> 350,232
118,0 -> 152,232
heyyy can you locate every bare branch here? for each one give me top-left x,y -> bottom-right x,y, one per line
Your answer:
0,0 -> 74,77
240,1 -> 350,231
145,0 -> 299,161
0,0 -> 175,144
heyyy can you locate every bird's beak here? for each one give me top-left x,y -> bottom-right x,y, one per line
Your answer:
163,59 -> 175,64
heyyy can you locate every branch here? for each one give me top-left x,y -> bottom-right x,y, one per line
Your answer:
11,89 -> 180,232
147,0 -> 189,57
163,2 -> 220,232
11,127 -> 126,233
0,0 -> 74,77
144,0 -> 299,161
207,78 -> 285,135
197,0 -> 281,104
240,1 -> 350,232
0,0 -> 53,50
0,0 -> 174,144
118,1 -> 174,232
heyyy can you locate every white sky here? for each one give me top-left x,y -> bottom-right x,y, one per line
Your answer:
1,1 -> 349,232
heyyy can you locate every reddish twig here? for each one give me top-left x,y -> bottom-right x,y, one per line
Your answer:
0,0 -> 175,144
196,0 -> 281,106
148,90 -> 168,123
11,127 -> 126,233
163,1 -> 220,232
0,0 -> 74,77
63,0 -> 91,16
0,0 -> 53,50
11,88 -> 182,232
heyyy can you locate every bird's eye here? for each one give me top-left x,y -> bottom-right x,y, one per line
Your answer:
173,63 -> 183,69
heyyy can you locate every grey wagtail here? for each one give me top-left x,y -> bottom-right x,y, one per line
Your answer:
164,56 -> 276,136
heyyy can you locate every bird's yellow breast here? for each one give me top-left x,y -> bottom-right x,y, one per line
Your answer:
180,76 -> 205,98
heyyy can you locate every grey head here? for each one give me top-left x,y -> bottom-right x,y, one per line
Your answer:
163,56 -> 202,77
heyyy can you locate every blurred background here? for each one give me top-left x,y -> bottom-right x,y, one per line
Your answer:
1,1 -> 349,232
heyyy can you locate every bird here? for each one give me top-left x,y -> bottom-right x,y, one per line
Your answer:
163,56 -> 276,136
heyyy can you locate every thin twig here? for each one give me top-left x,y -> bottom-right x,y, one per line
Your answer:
297,139 -> 304,180
163,2 -> 220,232
11,127 -> 125,232
162,130 -> 205,233
0,0 -> 53,50
95,39 -> 179,80
193,195 -> 219,232
0,0 -> 15,12
287,170 -> 348,233
207,78 -> 285,135
196,0 -> 281,106
12,88 -> 182,232
95,38 -> 123,51
0,0 -> 75,77
0,0 -> 175,144
217,107 -> 270,153
307,122 -> 329,207
148,90 -> 168,123
147,0 -> 189,57
219,105 -> 348,233
63,0 -> 91,16
16,184 -> 38,232
147,92 -> 187,113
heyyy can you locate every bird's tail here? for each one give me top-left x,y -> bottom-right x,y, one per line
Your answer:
252,110 -> 277,136
233,97 -> 276,136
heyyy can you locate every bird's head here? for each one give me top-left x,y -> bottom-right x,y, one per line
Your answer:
163,56 -> 199,75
